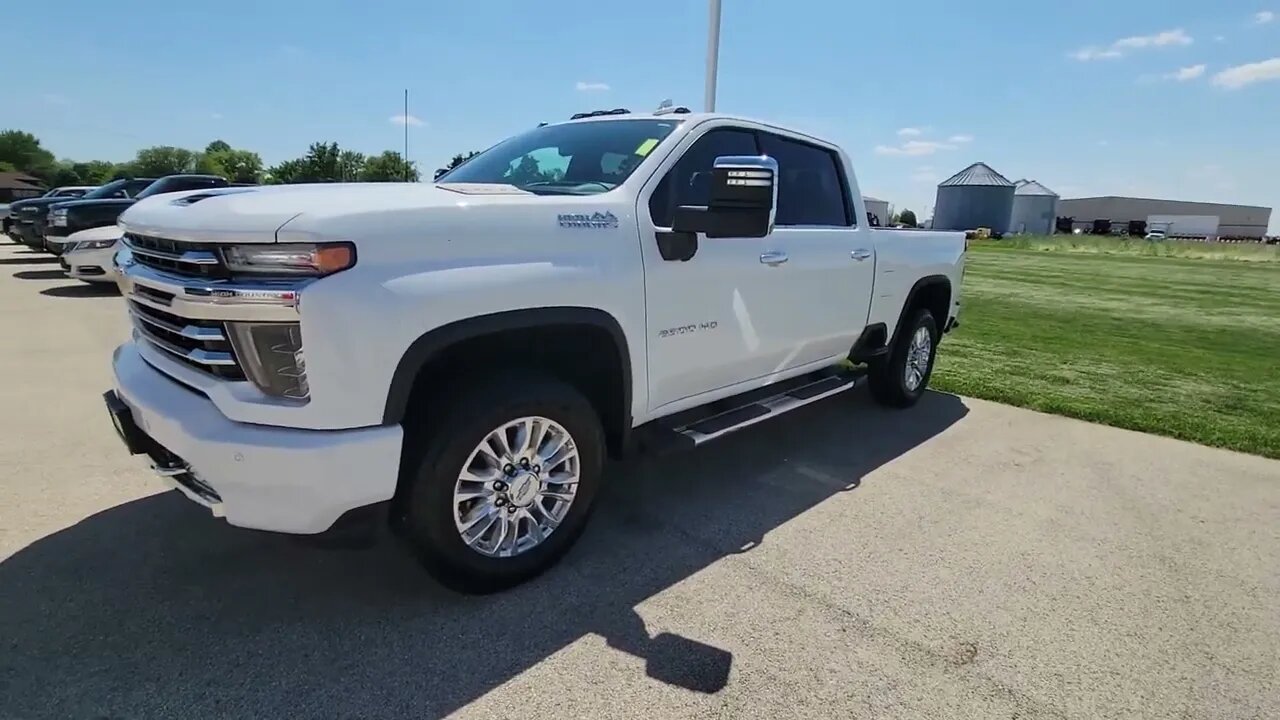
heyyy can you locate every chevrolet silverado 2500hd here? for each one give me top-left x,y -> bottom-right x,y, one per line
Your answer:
103,110 -> 964,592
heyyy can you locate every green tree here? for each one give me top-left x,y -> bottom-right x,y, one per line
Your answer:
198,148 -> 263,183
0,130 -> 56,178
74,160 -> 119,184
361,150 -> 419,182
897,208 -> 918,227
265,158 -> 305,184
0,160 -> 16,172
204,139 -> 232,154
337,150 -> 366,182
435,150 -> 480,179
132,146 -> 200,175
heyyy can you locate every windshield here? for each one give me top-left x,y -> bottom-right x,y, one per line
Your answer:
81,179 -> 133,200
438,119 -> 680,195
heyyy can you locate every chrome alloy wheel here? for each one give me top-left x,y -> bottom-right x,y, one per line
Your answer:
903,326 -> 932,392
453,416 -> 580,557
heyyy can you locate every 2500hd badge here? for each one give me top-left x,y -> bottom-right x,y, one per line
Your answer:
658,321 -> 718,338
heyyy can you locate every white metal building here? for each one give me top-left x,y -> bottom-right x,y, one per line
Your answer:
1057,196 -> 1272,240
863,196 -> 890,226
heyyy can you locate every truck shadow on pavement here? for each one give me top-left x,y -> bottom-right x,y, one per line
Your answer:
12,269 -> 68,281
0,255 -> 58,265
0,389 -> 968,719
39,283 -> 120,298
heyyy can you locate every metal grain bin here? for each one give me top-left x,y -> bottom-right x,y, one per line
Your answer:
933,162 -> 1015,234
1010,179 -> 1059,235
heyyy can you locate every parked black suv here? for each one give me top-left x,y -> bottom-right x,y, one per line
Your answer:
10,178 -> 155,250
44,174 -> 231,254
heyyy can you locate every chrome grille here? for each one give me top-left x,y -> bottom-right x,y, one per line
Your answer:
124,233 -> 229,279
128,300 -> 245,380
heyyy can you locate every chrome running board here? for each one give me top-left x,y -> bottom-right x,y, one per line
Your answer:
675,371 -> 861,446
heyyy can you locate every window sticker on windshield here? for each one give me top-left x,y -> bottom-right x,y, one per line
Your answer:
634,138 -> 660,157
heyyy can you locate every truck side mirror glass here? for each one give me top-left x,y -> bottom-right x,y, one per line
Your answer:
672,155 -> 777,239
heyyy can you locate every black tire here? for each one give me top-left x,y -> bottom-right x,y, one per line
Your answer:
395,371 -> 605,594
868,308 -> 939,408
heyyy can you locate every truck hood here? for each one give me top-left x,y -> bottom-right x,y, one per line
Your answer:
8,197 -> 66,215
52,198 -> 136,213
118,183 -> 533,244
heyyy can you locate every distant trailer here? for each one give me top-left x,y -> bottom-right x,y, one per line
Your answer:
1146,214 -> 1219,239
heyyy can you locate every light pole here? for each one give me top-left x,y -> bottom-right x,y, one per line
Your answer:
704,0 -> 722,112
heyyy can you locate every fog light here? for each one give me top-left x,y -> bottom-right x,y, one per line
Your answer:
227,322 -> 309,400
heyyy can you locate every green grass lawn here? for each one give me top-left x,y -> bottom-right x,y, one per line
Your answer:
931,238 -> 1280,459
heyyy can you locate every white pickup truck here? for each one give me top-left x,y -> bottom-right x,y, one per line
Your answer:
103,109 -> 965,592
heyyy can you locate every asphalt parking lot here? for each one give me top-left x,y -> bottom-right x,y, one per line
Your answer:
1,240 -> 1277,719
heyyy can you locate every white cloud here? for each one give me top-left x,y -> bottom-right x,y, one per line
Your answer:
1214,35 -> 1227,42
897,127 -> 923,137
1255,11 -> 1275,25
1114,28 -> 1193,49
948,134 -> 974,143
1097,140 -> 1110,147
211,112 -> 224,120
1070,47 -> 1124,61
874,140 -> 957,157
1212,57 -> 1280,89
1070,28 -> 1192,61
389,114 -> 425,127
575,81 -> 610,92
1164,63 -> 1207,81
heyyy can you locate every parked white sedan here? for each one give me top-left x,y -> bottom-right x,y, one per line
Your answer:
59,225 -> 124,284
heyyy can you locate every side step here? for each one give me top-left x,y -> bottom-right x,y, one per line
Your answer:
636,369 -> 864,454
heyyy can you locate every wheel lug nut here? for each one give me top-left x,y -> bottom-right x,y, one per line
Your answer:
532,465 -> 541,474
507,505 -> 518,514
503,464 -> 515,476
493,480 -> 508,492
520,458 -> 531,469
494,497 -> 506,507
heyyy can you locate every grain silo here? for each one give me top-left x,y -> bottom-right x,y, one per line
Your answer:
933,162 -> 1016,234
1010,180 -> 1059,235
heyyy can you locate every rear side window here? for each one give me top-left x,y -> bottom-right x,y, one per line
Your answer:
758,134 -> 851,227
648,128 -> 759,227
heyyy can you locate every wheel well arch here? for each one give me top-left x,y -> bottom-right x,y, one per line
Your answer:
893,275 -> 952,345
383,307 -> 633,457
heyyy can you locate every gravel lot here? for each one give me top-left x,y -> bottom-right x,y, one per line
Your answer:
1,241 -> 1277,719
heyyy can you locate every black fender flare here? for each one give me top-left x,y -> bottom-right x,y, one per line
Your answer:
891,275 -> 952,346
381,306 -> 633,428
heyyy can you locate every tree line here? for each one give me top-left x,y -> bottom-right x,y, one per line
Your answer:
0,129 -> 430,187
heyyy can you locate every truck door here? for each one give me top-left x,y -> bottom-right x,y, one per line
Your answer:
640,126 -> 801,411
755,132 -> 873,366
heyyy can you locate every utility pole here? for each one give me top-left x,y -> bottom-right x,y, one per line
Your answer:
404,89 -> 410,182
704,0 -> 722,112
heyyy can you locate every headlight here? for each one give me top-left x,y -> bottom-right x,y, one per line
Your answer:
221,243 -> 355,276
226,322 -> 309,400
51,213 -> 68,227
79,238 -> 119,250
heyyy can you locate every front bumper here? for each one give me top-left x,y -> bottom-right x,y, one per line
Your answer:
11,220 -> 41,247
109,342 -> 404,534
44,232 -> 74,256
63,244 -> 121,283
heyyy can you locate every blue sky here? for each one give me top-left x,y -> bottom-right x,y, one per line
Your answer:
6,0 -> 1279,230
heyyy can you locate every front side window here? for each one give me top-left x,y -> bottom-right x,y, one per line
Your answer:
758,134 -> 851,227
648,128 -> 759,227
439,119 -> 680,195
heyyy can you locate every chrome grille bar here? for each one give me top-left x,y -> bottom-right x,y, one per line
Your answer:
128,305 -> 225,341
133,323 -> 237,367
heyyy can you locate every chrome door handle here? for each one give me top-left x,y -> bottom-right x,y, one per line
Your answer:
851,248 -> 873,261
760,251 -> 789,266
